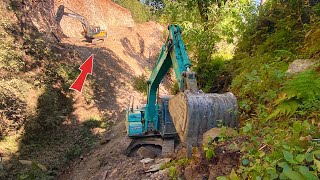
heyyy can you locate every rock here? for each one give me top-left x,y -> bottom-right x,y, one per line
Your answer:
287,59 -> 316,75
100,138 -> 111,145
150,168 -> 169,180
137,147 -> 157,159
145,158 -> 171,172
140,158 -> 154,164
145,163 -> 162,172
109,168 -> 118,177
202,128 -> 238,146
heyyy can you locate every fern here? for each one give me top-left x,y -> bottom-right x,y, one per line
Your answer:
268,70 -> 320,120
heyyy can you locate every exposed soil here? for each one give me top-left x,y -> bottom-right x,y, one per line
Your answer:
0,0 -> 242,179
48,1 -> 170,179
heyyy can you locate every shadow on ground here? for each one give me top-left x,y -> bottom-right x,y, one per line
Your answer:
1,39 -> 136,179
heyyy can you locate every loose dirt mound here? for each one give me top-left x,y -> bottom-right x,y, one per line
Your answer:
55,0 -> 134,37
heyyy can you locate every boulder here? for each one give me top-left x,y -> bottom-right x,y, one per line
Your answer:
137,147 -> 157,159
287,59 -> 316,75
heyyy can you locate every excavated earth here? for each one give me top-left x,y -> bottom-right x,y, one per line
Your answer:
17,0 -> 171,179
51,1 -> 172,179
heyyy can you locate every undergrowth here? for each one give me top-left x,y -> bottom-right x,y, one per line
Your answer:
222,1 -> 320,179
133,74 -> 148,94
160,0 -> 320,179
112,0 -> 152,22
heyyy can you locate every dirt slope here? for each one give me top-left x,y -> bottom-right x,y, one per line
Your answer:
50,0 -> 167,122
51,1 -> 168,179
0,0 -> 170,178
54,0 -> 135,38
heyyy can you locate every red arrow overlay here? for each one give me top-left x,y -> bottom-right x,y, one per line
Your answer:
70,54 -> 94,93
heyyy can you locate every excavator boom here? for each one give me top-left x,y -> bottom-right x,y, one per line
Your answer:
126,25 -> 239,152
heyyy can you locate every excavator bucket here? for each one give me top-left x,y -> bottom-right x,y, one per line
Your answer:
168,92 -> 239,147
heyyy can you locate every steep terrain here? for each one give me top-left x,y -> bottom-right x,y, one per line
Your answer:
0,0 -> 169,179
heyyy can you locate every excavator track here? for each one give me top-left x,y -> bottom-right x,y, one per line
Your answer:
168,92 -> 239,147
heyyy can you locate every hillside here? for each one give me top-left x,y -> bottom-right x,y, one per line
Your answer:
0,0 -> 167,179
1,0 -> 319,180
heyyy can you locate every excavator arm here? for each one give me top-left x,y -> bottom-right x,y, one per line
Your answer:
127,25 -> 239,150
144,25 -> 198,133
55,5 -> 107,42
56,5 -> 90,34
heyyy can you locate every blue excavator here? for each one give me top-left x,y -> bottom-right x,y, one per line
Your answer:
126,25 -> 239,155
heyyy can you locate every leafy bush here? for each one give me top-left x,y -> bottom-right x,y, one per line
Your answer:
232,119 -> 320,179
0,19 -> 24,72
112,0 -> 152,22
133,74 -> 148,94
268,70 -> 320,119
23,33 -> 56,61
0,86 -> 27,139
195,56 -> 226,92
18,161 -> 52,180
220,1 -> 320,179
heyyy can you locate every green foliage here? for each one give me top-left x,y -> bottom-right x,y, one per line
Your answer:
268,70 -> 320,120
160,158 -> 187,179
231,61 -> 287,117
133,74 -> 148,94
23,33 -> 56,61
112,0 -> 152,22
204,146 -> 215,160
0,79 -> 34,139
0,19 -> 24,72
160,0 -> 255,91
195,56 -> 225,92
64,144 -> 82,161
232,118 -> 320,179
168,166 -> 179,180
18,161 -> 53,180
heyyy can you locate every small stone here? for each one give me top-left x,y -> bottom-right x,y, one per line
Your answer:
109,168 -> 118,177
100,138 -> 110,145
140,158 -> 154,164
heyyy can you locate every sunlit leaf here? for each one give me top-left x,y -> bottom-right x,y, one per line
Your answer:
298,166 -> 318,180
283,168 -> 304,180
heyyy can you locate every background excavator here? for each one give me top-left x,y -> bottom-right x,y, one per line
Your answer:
55,5 -> 107,44
126,25 -> 239,156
